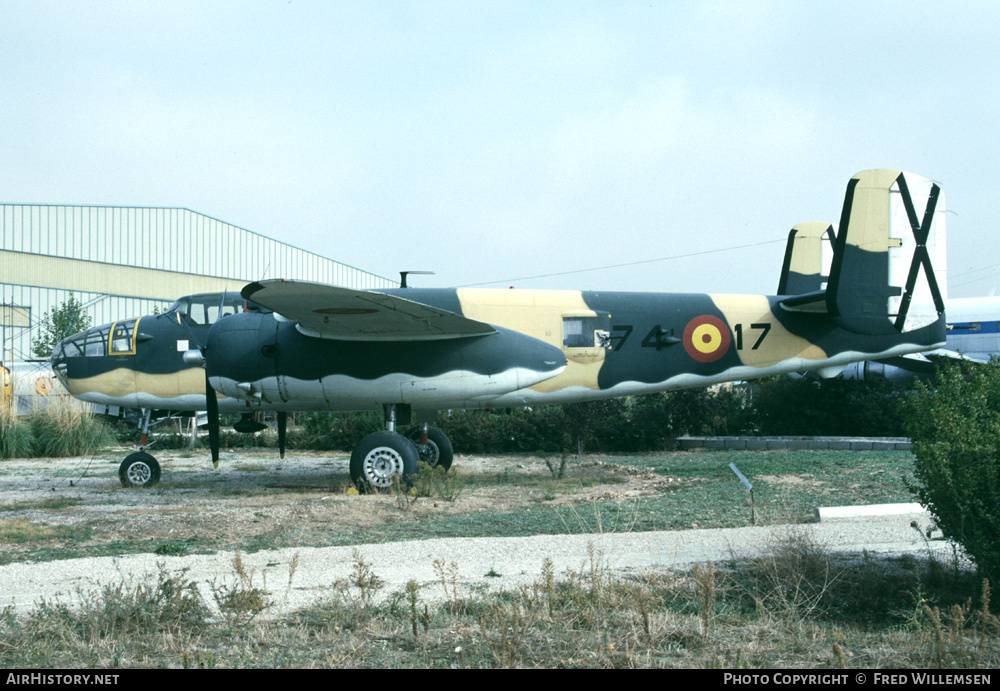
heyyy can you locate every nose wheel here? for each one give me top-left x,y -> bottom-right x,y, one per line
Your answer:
119,451 -> 161,488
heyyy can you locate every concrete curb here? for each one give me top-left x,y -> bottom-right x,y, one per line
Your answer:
677,436 -> 912,451
816,502 -> 926,521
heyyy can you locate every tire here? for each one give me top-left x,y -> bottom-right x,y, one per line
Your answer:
349,431 -> 420,493
403,425 -> 454,471
119,452 -> 161,488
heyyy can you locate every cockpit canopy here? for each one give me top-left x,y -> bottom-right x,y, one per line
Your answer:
53,323 -> 114,359
53,291 -> 265,363
166,292 -> 250,326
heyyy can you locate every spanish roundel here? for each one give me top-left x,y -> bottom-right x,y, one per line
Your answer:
683,315 -> 731,363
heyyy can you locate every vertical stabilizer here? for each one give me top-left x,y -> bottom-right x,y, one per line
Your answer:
777,222 -> 835,295
826,170 -> 946,334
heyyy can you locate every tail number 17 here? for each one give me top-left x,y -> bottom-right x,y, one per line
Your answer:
734,323 -> 771,350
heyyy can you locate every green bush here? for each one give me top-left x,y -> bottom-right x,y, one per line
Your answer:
297,411 -> 383,451
628,388 -> 755,446
437,407 -> 568,454
752,376 -> 906,436
901,362 -> 1000,583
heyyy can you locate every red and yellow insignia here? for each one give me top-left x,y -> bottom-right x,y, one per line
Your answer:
683,315 -> 731,363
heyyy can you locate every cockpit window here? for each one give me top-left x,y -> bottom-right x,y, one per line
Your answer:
168,293 -> 246,326
62,325 -> 110,358
110,319 -> 139,355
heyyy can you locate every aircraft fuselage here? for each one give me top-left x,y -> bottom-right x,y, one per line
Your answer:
53,287 -> 945,413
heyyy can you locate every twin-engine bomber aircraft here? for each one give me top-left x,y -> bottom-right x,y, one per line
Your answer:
52,169 -> 948,490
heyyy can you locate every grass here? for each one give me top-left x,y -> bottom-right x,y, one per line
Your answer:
0,497 -> 82,512
0,448 -> 917,565
0,518 -> 92,544
0,447 -> 995,668
0,534 -> 996,668
1,397 -> 114,460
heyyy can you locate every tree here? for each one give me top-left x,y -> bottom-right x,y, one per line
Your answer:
32,294 -> 92,358
901,361 -> 1000,583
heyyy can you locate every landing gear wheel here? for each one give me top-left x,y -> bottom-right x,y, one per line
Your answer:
119,452 -> 161,488
404,425 -> 454,471
350,431 -> 420,493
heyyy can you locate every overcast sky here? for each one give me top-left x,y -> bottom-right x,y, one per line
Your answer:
2,1 -> 998,297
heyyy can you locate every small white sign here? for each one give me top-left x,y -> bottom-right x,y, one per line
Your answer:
176,340 -> 189,352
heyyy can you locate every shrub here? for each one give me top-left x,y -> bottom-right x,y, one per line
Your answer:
901,361 -> 1000,583
753,376 -> 906,436
297,411 -> 383,451
628,388 -> 755,448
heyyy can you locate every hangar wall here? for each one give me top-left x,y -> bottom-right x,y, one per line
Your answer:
0,203 -> 394,364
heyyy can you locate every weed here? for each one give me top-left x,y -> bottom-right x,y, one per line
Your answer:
405,579 -> 421,637
348,549 -> 384,609
154,541 -> 190,556
478,601 -> 534,668
434,558 -> 462,615
24,566 -> 208,644
692,561 -> 716,645
2,549 -> 999,668
414,461 -> 465,501
209,553 -> 272,625
390,475 -> 419,512
542,556 -> 556,617
733,530 -> 839,625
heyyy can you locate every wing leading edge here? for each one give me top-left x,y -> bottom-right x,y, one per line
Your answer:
242,280 -> 497,342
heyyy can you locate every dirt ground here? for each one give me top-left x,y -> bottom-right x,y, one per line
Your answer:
0,448 -> 675,563
0,448 -> 950,625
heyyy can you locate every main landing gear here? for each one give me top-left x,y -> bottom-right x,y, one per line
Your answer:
116,405 -> 454,492
348,404 -> 454,492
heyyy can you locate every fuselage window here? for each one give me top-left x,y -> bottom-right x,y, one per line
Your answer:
562,316 -> 612,349
563,318 -> 584,347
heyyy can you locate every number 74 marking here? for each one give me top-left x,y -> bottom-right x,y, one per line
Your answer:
734,322 -> 771,350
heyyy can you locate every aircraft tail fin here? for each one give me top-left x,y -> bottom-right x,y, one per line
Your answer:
777,222 -> 836,295
825,169 -> 947,335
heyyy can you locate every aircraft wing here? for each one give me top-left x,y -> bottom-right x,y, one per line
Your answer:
241,280 -> 497,342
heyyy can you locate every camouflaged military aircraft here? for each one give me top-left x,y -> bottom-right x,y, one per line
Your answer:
51,168 -> 948,490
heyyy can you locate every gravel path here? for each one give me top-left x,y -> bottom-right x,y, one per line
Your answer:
0,510 -> 955,619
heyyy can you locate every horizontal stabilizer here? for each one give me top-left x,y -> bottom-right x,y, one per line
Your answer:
923,349 -> 989,365
778,290 -> 829,314
242,280 -> 497,341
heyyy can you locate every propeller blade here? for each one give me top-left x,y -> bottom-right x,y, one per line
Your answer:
205,372 -> 220,468
277,411 -> 287,460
